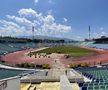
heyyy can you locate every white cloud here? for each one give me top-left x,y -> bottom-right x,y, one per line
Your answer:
101,31 -> 106,36
0,20 -> 19,28
18,8 -> 37,17
41,15 -> 71,36
93,31 -> 107,38
63,18 -> 68,22
0,8 -> 72,38
44,15 -> 55,25
6,15 -> 35,26
18,8 -> 43,22
34,0 -> 39,5
0,20 -> 31,37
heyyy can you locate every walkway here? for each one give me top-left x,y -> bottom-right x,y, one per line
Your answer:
48,54 -> 66,78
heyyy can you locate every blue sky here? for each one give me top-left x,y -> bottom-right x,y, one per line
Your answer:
0,0 -> 108,40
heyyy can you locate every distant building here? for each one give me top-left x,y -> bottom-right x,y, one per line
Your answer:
94,36 -> 108,43
101,36 -> 106,39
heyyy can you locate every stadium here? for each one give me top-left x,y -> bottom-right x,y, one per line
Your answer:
0,0 -> 108,90
1,39 -> 108,90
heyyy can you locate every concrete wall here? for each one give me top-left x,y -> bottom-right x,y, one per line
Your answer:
0,76 -> 20,90
60,75 -> 72,90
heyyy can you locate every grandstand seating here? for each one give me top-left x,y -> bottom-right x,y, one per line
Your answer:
76,66 -> 108,90
0,69 -> 24,79
0,49 -> 7,55
0,42 -> 37,55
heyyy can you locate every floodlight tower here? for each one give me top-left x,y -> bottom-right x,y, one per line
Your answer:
32,26 -> 35,40
89,25 -> 91,40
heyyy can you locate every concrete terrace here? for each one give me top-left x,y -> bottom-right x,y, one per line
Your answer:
21,53 -> 84,83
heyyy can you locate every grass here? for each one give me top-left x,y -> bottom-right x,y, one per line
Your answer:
36,46 -> 96,57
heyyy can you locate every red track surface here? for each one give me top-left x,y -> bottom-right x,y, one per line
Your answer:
60,47 -> 108,67
1,48 -> 52,65
1,47 -> 108,67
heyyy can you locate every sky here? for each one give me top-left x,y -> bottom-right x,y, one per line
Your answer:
0,0 -> 108,40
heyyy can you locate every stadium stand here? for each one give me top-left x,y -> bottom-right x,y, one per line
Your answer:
0,42 -> 37,55
0,69 -> 24,79
76,66 -> 108,90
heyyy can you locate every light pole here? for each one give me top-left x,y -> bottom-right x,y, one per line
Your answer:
32,26 -> 35,40
89,25 -> 91,40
